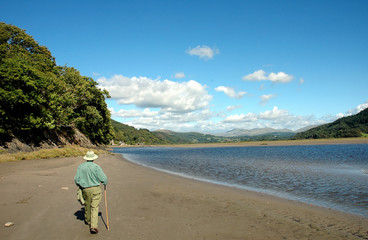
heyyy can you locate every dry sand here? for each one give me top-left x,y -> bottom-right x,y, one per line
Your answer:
0,151 -> 367,240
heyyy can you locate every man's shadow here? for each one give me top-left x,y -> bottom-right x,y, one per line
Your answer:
74,208 -> 85,222
74,208 -> 108,229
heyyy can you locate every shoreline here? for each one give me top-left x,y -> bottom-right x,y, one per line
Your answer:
122,156 -> 367,219
0,154 -> 367,239
112,137 -> 368,148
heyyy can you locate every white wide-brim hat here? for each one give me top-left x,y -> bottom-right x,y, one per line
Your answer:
84,151 -> 98,161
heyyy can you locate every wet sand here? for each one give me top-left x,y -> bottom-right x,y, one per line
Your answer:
0,153 -> 367,240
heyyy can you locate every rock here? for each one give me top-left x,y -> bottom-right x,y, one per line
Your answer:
5,138 -> 33,153
1,125 -> 95,153
5,222 -> 14,227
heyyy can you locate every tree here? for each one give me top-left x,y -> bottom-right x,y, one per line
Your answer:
293,107 -> 368,139
0,22 -> 114,145
0,23 -> 57,136
55,66 -> 114,144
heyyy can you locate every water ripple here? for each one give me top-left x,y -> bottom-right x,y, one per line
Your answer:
112,144 -> 368,218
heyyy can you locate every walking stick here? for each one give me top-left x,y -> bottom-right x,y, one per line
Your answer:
104,185 -> 110,230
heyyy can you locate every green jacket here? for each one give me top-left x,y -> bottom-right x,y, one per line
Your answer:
75,161 -> 108,188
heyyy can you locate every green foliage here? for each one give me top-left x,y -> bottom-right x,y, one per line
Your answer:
152,131 -> 193,144
153,131 -> 227,144
293,108 -> 368,139
239,132 -> 296,141
0,22 -> 114,145
111,119 -> 168,145
152,130 -> 295,144
0,22 -> 56,134
55,66 -> 114,144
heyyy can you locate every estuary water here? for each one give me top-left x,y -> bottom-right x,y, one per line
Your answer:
111,144 -> 368,217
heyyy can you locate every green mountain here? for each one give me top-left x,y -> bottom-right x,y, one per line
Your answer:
111,124 -> 232,145
152,130 -> 233,144
217,127 -> 296,137
111,119 -> 169,145
152,129 -> 296,144
237,131 -> 296,141
293,108 -> 368,139
111,123 -> 297,146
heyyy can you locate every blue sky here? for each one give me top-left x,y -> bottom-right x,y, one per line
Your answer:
2,0 -> 368,133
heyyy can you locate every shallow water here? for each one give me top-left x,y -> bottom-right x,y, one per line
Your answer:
111,144 -> 368,217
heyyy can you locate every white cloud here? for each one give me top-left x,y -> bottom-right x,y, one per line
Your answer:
299,78 -> 305,84
243,70 -> 268,81
222,106 -> 317,131
114,108 -> 158,118
338,100 -> 368,117
260,94 -> 276,105
259,106 -> 289,120
268,72 -> 293,83
348,101 -> 368,115
243,69 -> 293,83
119,109 -> 215,132
215,86 -> 246,99
102,71 -> 352,132
111,104 -> 327,132
226,105 -> 242,112
351,101 -> 368,114
98,75 -> 212,113
335,113 -> 345,119
186,45 -> 219,60
174,72 -> 185,79
224,112 -> 258,123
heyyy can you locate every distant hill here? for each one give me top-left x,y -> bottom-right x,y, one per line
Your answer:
153,130 -> 228,144
215,125 -> 319,137
112,108 -> 368,145
153,128 -> 297,144
111,119 -> 169,145
217,128 -> 295,137
237,131 -> 296,141
294,125 -> 321,133
109,121 -> 312,146
293,108 -> 368,139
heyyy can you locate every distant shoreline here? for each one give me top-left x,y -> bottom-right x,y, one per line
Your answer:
112,137 -> 368,148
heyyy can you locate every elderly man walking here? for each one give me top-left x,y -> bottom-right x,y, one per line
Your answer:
75,151 -> 108,234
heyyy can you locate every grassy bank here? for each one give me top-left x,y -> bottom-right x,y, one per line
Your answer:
0,145 -> 107,162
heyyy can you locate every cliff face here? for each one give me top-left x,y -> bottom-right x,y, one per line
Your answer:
2,126 -> 94,153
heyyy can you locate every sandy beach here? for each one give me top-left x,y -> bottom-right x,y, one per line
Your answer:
0,153 -> 367,240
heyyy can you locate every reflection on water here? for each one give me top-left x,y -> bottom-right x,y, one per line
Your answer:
112,144 -> 368,217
